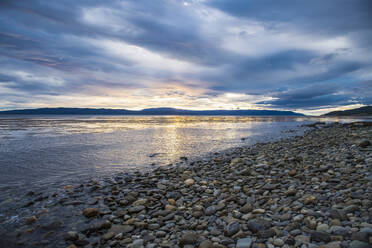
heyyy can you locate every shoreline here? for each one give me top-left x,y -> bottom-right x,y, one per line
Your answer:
1,122 -> 372,248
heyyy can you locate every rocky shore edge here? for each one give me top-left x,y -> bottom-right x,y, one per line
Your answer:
1,122 -> 372,248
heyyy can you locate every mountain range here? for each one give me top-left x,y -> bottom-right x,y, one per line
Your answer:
0,107 -> 305,116
323,106 -> 372,116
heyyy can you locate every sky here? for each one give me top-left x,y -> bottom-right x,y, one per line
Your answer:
0,0 -> 372,115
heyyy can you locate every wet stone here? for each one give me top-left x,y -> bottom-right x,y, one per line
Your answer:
179,233 -> 198,246
236,238 -> 253,248
311,231 -> 332,243
247,219 -> 271,233
226,221 -> 240,236
83,208 -> 99,218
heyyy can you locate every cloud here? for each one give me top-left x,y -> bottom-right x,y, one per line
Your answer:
0,0 -> 371,113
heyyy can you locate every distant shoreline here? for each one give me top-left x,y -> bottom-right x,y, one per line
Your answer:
0,107 -> 305,116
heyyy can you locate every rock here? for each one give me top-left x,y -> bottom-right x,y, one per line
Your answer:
257,228 -> 275,238
360,227 -> 372,235
133,199 -> 147,206
273,238 -> 284,247
317,224 -> 329,232
240,203 -> 253,214
128,205 -> 145,213
184,179 -> 195,186
130,239 -> 144,248
102,231 -> 115,240
83,219 -> 111,233
236,237 -> 253,248
280,212 -> 291,221
106,225 -> 134,236
179,233 -> 198,246
304,195 -> 317,205
156,231 -> 166,238
344,204 -> 359,213
41,220 -> 62,230
73,239 -> 89,246
205,206 -> 217,215
252,209 -> 265,214
157,183 -> 167,190
351,232 -> 370,243
64,231 -> 78,241
226,221 -> 240,236
288,169 -> 297,176
319,241 -> 341,248
330,209 -> 346,221
193,211 -> 203,218
247,219 -> 271,233
305,217 -> 317,230
295,235 -> 310,244
359,140 -> 371,148
293,214 -> 304,222
165,204 -> 177,211
25,216 -> 37,224
329,219 -> 341,226
330,226 -> 348,236
83,208 -> 99,218
285,188 -> 297,196
349,240 -> 370,248
199,240 -> 213,248
311,231 -> 332,242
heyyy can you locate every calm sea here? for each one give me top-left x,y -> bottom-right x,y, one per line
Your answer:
0,115 -> 366,201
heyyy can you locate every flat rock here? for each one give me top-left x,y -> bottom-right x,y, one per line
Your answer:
180,233 -> 198,245
349,240 -> 370,248
199,240 -> 213,248
236,237 -> 253,248
83,208 -> 99,218
128,205 -> 145,213
226,221 -> 240,236
311,231 -> 332,243
247,218 -> 271,233
184,179 -> 195,186
240,203 -> 253,214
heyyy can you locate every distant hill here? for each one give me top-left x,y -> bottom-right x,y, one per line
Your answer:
0,107 -> 305,116
323,106 -> 372,116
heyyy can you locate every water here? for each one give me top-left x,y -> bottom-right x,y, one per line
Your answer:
0,115 -> 367,201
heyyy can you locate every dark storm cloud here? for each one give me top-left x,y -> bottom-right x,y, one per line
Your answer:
207,0 -> 372,34
257,84 -> 350,108
0,0 -> 371,111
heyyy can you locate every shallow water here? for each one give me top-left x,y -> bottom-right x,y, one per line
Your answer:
0,115 -> 368,201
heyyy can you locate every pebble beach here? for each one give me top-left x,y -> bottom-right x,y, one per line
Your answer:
1,122 -> 372,248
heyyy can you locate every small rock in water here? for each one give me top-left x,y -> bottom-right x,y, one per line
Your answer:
25,216 -> 37,224
83,208 -> 99,218
64,231 -> 79,241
